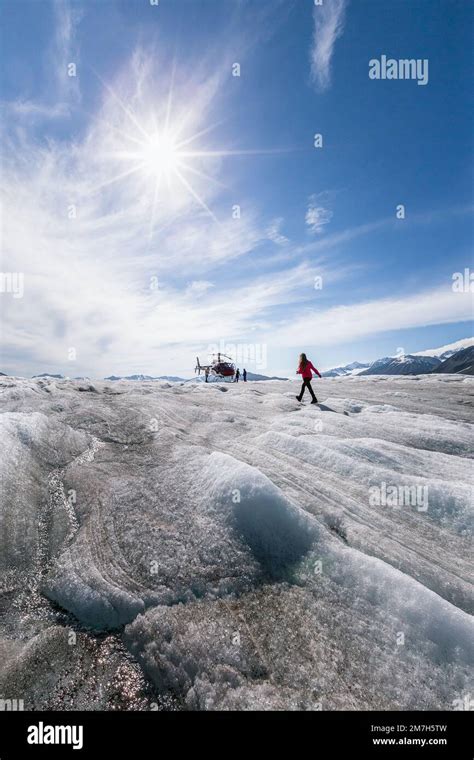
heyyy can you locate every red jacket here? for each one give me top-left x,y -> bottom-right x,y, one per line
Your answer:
297,360 -> 321,380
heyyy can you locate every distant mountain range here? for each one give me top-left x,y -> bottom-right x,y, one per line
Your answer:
8,372 -> 287,383
106,372 -> 288,382
323,338 -> 474,378
432,346 -> 474,375
32,373 -> 64,379
321,361 -> 369,378
243,372 -> 288,381
358,354 -> 442,376
187,371 -> 288,383
413,337 -> 474,360
104,374 -> 186,382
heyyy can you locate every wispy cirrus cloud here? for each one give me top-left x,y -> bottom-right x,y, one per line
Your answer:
1,0 -> 82,122
305,193 -> 333,234
310,0 -> 348,92
266,218 -> 289,245
272,285 -> 473,349
0,100 -> 70,121
186,281 -> 215,296
52,0 -> 83,102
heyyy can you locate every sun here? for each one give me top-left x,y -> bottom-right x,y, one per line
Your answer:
93,77 -> 223,235
92,69 -> 284,238
142,132 -> 179,178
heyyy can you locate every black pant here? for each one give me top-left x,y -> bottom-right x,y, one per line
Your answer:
298,378 -> 317,401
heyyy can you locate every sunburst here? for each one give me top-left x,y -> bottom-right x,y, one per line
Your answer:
91,68 -> 289,239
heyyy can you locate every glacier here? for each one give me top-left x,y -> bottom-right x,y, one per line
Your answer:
0,373 -> 472,710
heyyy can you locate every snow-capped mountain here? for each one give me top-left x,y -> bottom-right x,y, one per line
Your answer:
244,371 -> 288,381
414,337 -> 474,360
104,374 -> 186,382
322,361 -> 369,378
323,338 -> 474,377
432,345 -> 474,375
105,374 -> 156,381
155,375 -> 188,382
359,355 -> 441,376
32,373 -> 65,379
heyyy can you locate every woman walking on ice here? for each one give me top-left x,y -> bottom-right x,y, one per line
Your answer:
296,353 -> 321,404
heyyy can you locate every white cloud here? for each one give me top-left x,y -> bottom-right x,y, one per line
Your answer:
52,0 -> 82,102
266,218 -> 289,245
303,218 -> 387,251
0,100 -> 70,121
186,281 -> 214,296
306,194 -> 333,234
310,0 -> 348,91
1,1 -> 83,123
272,285 -> 474,348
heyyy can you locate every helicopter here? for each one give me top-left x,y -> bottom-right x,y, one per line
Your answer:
195,352 -> 236,380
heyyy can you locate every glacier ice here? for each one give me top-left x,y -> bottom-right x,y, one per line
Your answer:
0,374 -> 472,709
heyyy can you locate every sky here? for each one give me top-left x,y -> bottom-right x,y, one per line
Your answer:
1,0 -> 473,378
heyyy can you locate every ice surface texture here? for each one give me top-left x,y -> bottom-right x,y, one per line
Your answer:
0,374 -> 472,709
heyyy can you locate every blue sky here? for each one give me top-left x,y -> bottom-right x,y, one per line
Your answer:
1,0 -> 473,377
